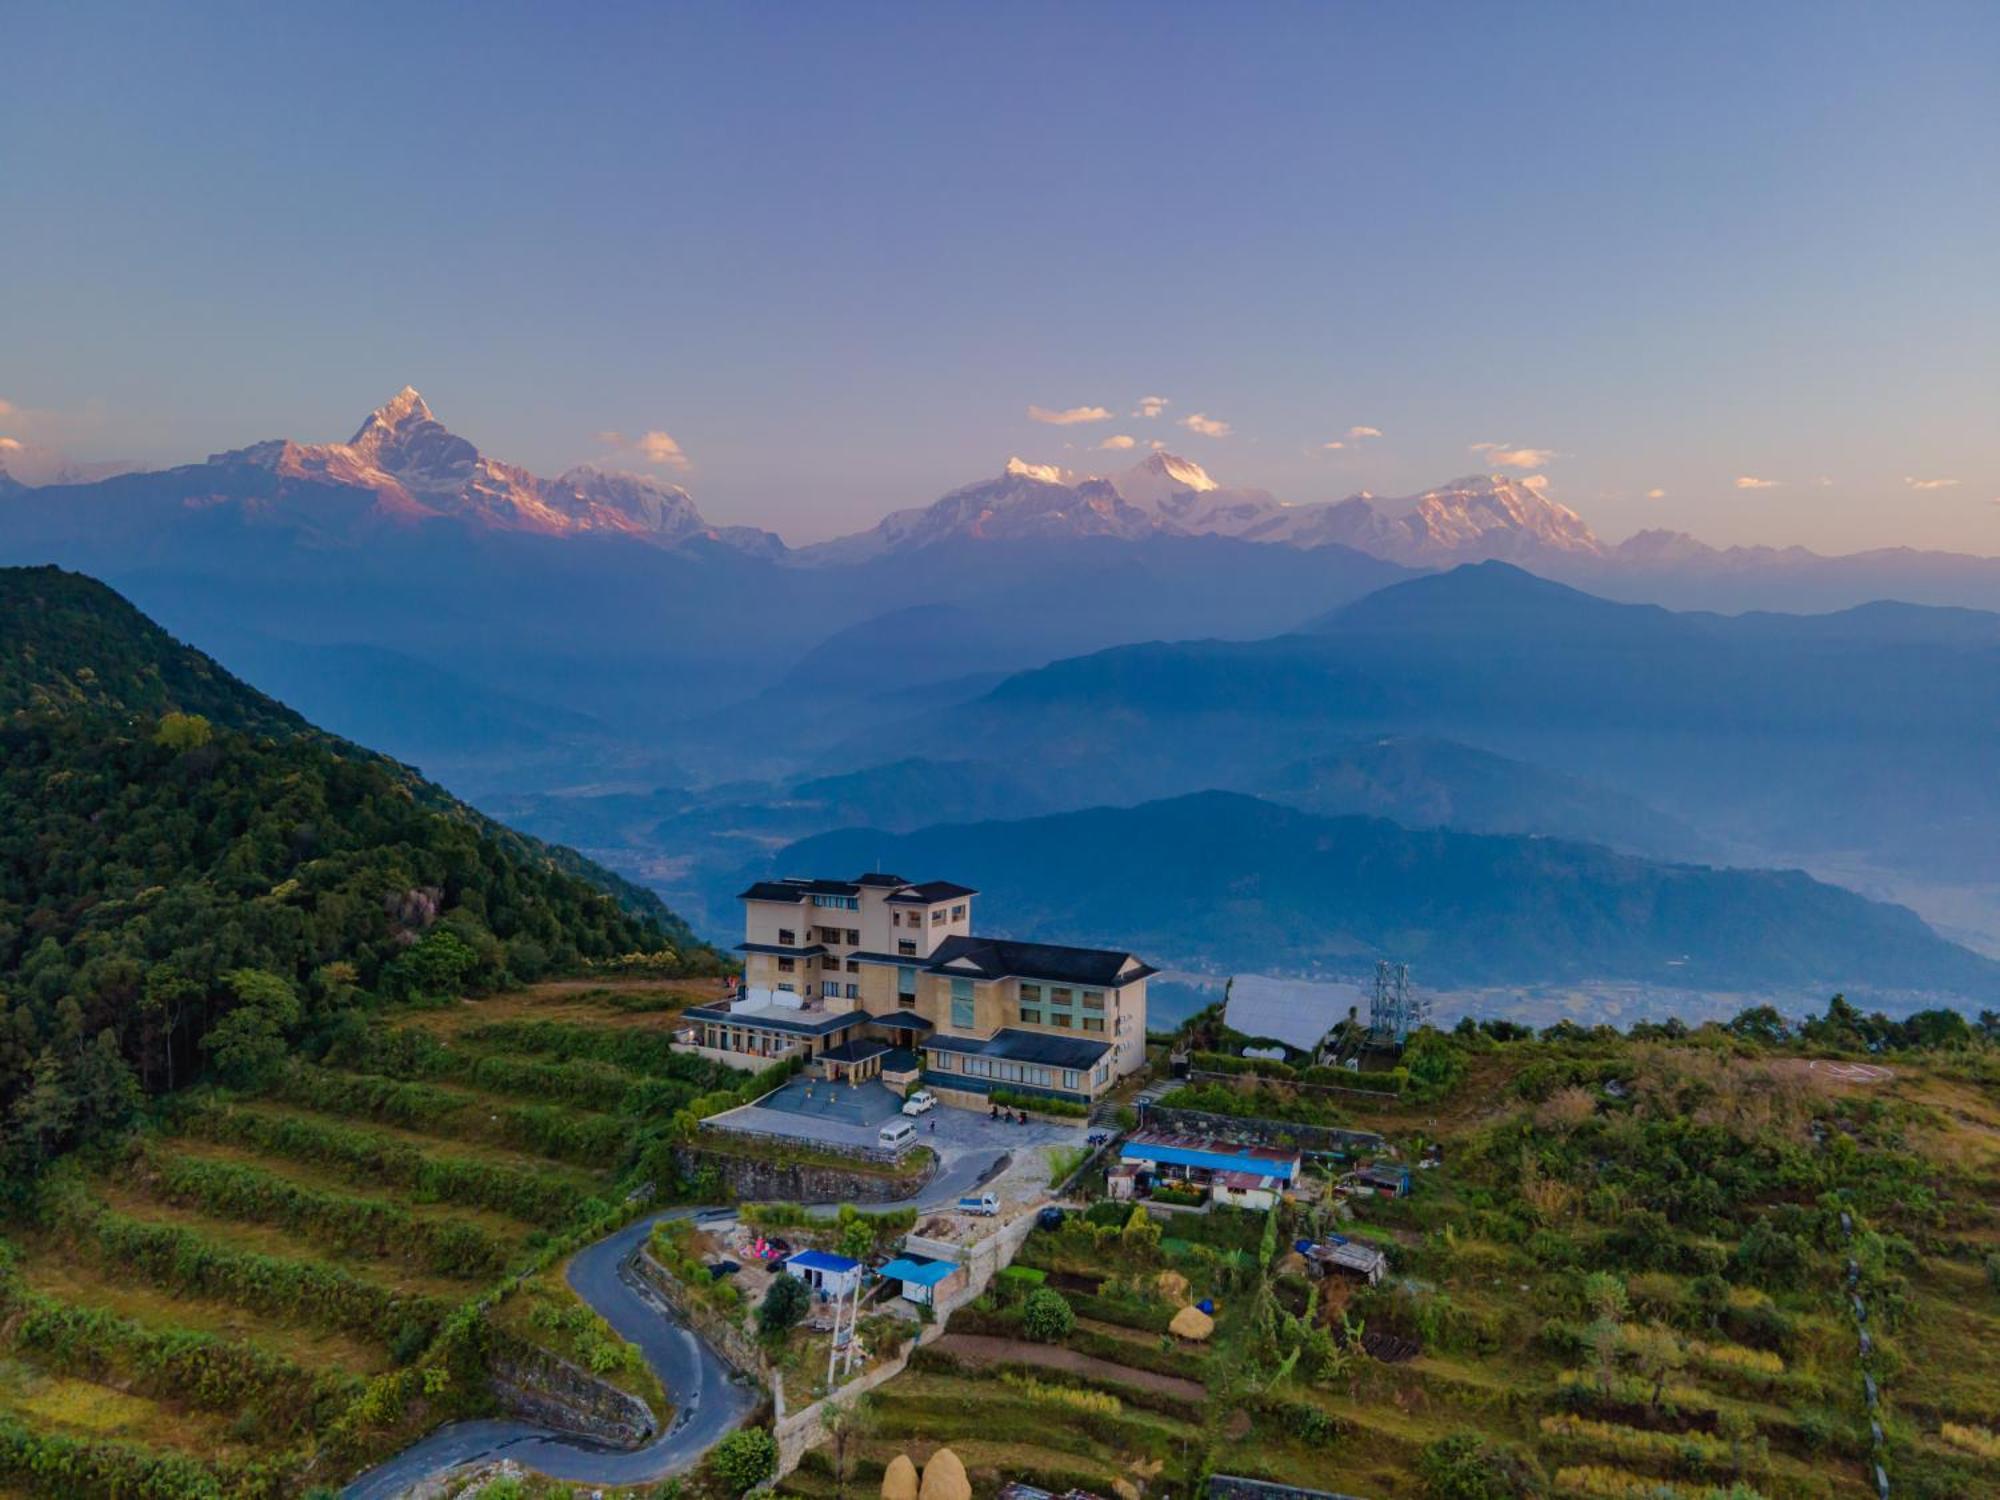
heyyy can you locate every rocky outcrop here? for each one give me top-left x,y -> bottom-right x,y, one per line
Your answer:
488,1339 -> 656,1448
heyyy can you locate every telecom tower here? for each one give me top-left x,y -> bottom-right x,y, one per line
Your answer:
1367,960 -> 1428,1048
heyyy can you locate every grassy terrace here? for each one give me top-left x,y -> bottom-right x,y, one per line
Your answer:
787,1022 -> 2000,1500
0,978 -> 743,1497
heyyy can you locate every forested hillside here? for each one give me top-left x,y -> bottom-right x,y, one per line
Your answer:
0,565 -> 721,1189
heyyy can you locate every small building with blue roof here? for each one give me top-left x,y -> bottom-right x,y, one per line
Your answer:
876,1254 -> 965,1307
784,1248 -> 865,1298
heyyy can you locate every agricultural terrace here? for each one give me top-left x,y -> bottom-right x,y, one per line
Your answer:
0,977 -> 794,1499
784,1004 -> 2000,1500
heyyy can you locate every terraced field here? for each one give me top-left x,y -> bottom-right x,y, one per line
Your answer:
0,979 -> 742,1498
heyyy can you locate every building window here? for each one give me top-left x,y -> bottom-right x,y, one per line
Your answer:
817,926 -> 840,943
778,929 -> 795,946
931,909 -> 945,925
1019,1009 -> 1041,1025
778,957 -> 795,973
950,978 -> 975,1029
1052,1013 -> 1073,1028
845,959 -> 859,973
812,894 -> 858,910
932,1051 -> 953,1072
845,984 -> 859,999
1083,1016 -> 1104,1032
1019,983 -> 1042,1003
777,982 -> 795,994
951,904 -> 966,920
898,940 -> 917,957
1063,1070 -> 1080,1090
846,928 -> 860,945
1050,987 -> 1073,1007
1082,990 -> 1104,1009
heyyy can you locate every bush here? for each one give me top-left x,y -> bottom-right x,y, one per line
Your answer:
712,1425 -> 779,1494
758,1271 -> 811,1338
1418,1428 -> 1547,1499
1021,1287 -> 1076,1343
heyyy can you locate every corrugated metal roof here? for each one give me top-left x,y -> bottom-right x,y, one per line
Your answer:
879,1256 -> 956,1285
786,1249 -> 862,1273
1122,1131 -> 1300,1181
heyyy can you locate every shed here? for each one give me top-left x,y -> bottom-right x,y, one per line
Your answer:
1309,1240 -> 1387,1285
1106,1163 -> 1141,1201
785,1248 -> 864,1298
1211,1170 -> 1281,1212
878,1255 -> 965,1307
1357,1164 -> 1411,1198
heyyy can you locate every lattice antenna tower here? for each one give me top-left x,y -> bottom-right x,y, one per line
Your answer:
1368,960 -> 1428,1047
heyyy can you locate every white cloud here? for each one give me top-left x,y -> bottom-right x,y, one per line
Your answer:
633,431 -> 692,469
1346,425 -> 1382,439
1645,488 -> 1667,500
1133,396 -> 1169,419
1027,404 -> 1112,426
1148,439 -> 1166,450
1178,412 -> 1232,438
1471,441 -> 1556,470
1519,474 -> 1551,493
1320,441 -> 1345,451
1812,476 -> 1834,487
1735,476 -> 1780,490
1904,476 -> 1961,491
1096,434 -> 1137,451
0,400 -> 15,418
0,437 -> 20,452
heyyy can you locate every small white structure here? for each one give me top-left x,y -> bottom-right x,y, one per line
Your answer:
785,1249 -> 864,1299
1211,1169 -> 1282,1212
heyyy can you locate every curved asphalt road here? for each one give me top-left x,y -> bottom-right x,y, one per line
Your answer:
341,1144 -> 1019,1498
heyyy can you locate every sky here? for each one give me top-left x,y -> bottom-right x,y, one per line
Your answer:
3,1 -> 1996,552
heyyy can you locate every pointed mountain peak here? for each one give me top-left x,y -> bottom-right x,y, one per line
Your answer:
349,386 -> 435,444
1127,450 -> 1218,492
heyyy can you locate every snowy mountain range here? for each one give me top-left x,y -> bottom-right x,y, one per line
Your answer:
797,449 -> 1613,568
8,389 -> 2000,611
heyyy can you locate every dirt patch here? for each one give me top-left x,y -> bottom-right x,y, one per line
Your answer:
1769,1058 -> 1894,1086
927,1334 -> 1206,1403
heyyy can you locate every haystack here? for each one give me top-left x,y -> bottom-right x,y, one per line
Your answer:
1168,1305 -> 1214,1341
918,1446 -> 970,1500
1154,1270 -> 1190,1305
1113,1480 -> 1142,1500
1275,1250 -> 1307,1278
881,1454 -> 919,1500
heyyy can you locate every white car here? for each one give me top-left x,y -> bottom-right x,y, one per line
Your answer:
901,1089 -> 938,1117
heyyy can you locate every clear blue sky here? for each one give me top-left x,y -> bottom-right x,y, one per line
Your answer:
3,1 -> 1995,549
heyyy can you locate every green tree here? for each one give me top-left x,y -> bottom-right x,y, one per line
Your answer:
8,1049 -> 76,1166
711,1426 -> 778,1495
201,969 -> 300,1087
1021,1287 -> 1075,1343
152,711 -> 212,751
386,929 -> 480,1002
758,1272 -> 811,1338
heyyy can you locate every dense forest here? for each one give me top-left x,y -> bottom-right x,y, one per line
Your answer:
0,565 -> 722,1190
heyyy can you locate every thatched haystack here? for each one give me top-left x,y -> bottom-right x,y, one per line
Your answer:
1155,1270 -> 1191,1304
882,1453 -> 919,1500
1168,1305 -> 1215,1341
918,1446 -> 970,1500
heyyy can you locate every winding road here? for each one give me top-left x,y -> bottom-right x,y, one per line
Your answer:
341,1140 -> 1023,1498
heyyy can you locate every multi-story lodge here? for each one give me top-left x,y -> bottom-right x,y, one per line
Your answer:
680,874 -> 1153,1110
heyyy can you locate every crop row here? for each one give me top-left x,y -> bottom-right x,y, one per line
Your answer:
181,1103 -> 592,1224
140,1148 -> 511,1281
51,1195 -> 448,1345
0,1270 -> 360,1440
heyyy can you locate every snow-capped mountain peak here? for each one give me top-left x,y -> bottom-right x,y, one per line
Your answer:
1002,456 -> 1073,485
1115,450 -> 1219,502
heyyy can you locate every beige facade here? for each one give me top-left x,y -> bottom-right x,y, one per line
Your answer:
686,873 -> 1154,1107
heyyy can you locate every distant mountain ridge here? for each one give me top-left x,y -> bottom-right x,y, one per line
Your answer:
3,387 -> 783,557
765,790 -> 2000,995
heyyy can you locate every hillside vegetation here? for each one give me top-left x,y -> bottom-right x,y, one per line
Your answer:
787,1001 -> 2000,1500
0,566 -> 724,1189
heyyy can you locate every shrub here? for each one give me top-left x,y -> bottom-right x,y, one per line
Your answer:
1021,1287 -> 1075,1343
1419,1428 -> 1547,1499
758,1272 -> 811,1338
712,1426 -> 779,1494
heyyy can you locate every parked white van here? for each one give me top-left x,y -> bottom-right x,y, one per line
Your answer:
878,1119 -> 918,1151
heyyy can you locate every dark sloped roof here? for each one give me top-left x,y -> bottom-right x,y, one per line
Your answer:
735,942 -> 827,958
886,880 -> 979,904
925,1027 -> 1110,1070
925,934 -> 1155,988
854,872 -> 909,888
738,881 -> 806,904
868,1011 -> 934,1031
818,1037 -> 893,1065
